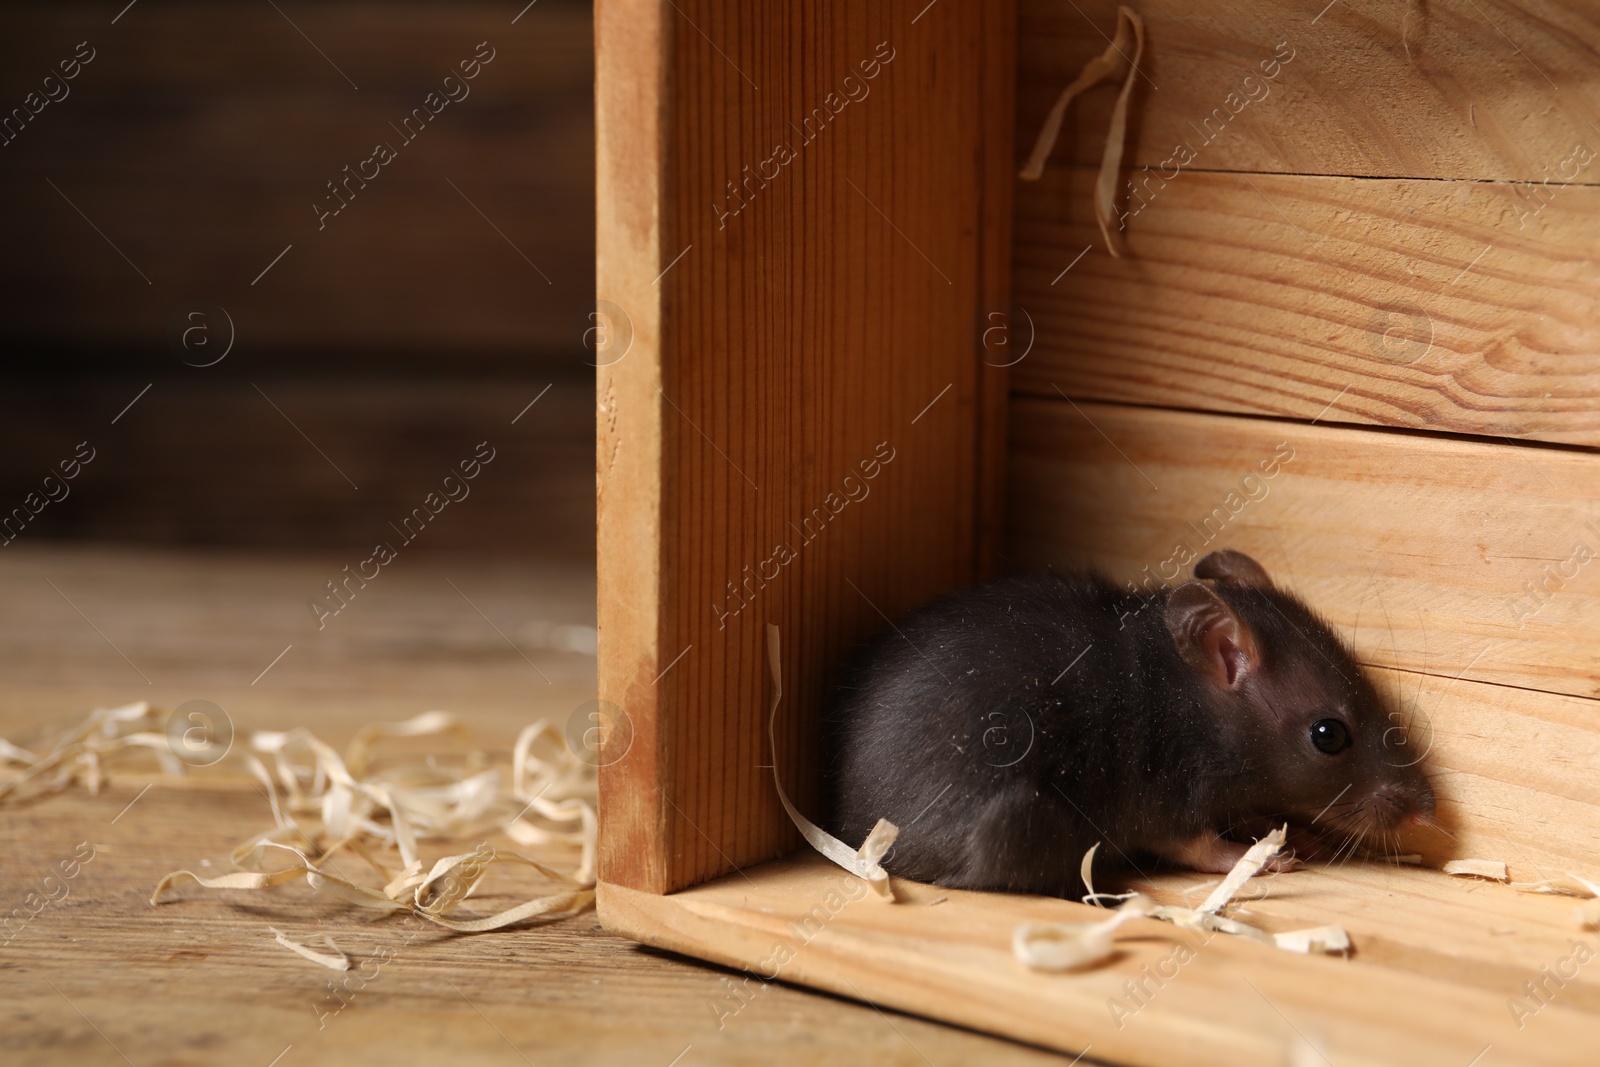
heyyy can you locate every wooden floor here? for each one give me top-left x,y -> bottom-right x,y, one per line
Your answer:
0,543 -> 1077,1067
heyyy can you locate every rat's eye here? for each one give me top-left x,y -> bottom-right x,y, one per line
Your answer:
1310,718 -> 1352,755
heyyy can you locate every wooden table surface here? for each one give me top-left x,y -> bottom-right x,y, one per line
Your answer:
0,543 -> 1077,1067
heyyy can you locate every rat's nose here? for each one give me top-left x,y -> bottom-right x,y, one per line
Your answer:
1372,780 -> 1435,829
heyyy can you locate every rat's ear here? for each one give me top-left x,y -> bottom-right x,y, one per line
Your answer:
1194,549 -> 1273,588
1165,581 -> 1259,688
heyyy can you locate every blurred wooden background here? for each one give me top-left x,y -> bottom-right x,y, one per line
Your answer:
0,0 -> 595,556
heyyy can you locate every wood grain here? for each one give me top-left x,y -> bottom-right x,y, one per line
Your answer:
1018,0 -> 1600,183
1007,397 -> 1600,701
600,852 -> 1600,1067
1011,166 -> 1600,445
596,0 -> 1014,894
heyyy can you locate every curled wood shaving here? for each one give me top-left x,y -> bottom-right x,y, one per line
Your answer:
1444,859 -> 1509,882
152,868 -> 306,898
1200,828 -> 1288,913
346,710 -> 468,777
765,624 -> 899,901
0,702 -> 181,803
1577,901 -> 1600,931
508,722 -> 597,885
269,927 -> 350,971
1080,841 -> 1137,908
1017,5 -> 1146,256
1015,894 -> 1155,971
1081,841 -> 1099,902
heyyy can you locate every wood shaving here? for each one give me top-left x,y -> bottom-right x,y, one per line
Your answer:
0,702 -> 180,803
765,625 -> 898,900
1149,904 -> 1274,946
1508,872 -> 1600,929
1274,925 -> 1352,955
1081,841 -> 1099,901
1199,828 -> 1288,913
345,711 -> 469,777
1402,0 -> 1426,62
1444,859 -> 1509,882
1015,894 -> 1155,971
1511,872 -> 1600,898
1079,841 -> 1137,908
269,926 -> 350,971
0,737 -> 38,763
1017,5 -> 1146,256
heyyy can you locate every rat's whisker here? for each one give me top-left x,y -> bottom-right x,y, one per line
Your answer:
1408,812 -> 1456,840
1334,825 -> 1365,868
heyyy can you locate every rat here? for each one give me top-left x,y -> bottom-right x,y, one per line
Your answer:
823,549 -> 1435,897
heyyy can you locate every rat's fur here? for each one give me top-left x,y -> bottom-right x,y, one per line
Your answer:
823,551 -> 1434,896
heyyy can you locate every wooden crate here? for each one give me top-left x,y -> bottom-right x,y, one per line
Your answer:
594,2 -> 1600,1063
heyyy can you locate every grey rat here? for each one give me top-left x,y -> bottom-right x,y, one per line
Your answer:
824,550 -> 1435,896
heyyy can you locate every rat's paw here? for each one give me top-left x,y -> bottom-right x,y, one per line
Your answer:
1261,852 -> 1304,874
1158,831 -> 1304,875
1281,825 -> 1339,864
1159,832 -> 1248,874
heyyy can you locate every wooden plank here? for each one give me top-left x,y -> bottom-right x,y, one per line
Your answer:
599,852 -> 1600,1067
0,1 -> 593,357
1011,167 -> 1600,445
1018,0 -> 1600,183
595,1 -> 1014,894
595,0 -> 669,895
1007,398 -> 1600,702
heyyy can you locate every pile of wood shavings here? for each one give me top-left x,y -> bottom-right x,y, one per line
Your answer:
1015,831 -> 1351,972
2,702 -> 597,934
157,711 -> 596,931
0,701 -> 183,802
